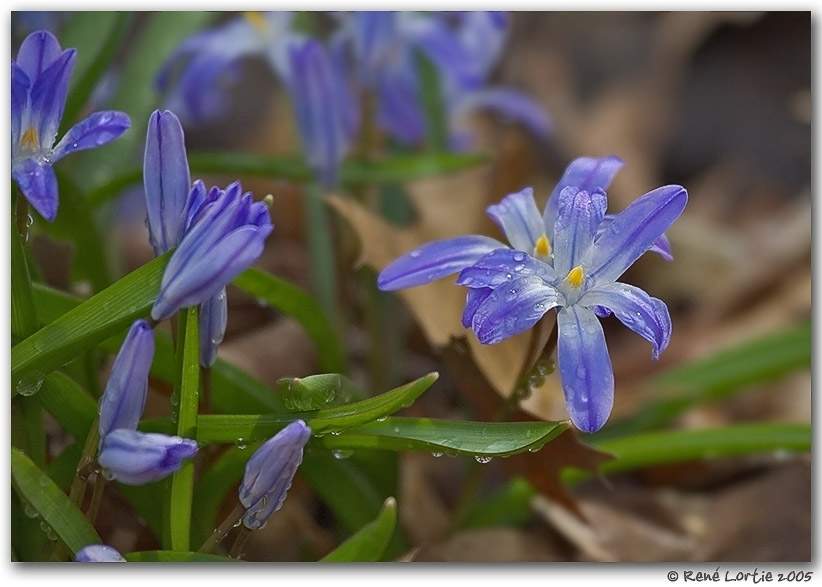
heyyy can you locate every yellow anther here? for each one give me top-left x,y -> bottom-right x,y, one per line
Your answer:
20,125 -> 39,151
564,265 -> 584,289
244,11 -> 268,33
534,234 -> 551,257
262,194 -> 274,209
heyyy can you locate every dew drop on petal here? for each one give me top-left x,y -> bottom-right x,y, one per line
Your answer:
409,249 -> 421,258
576,366 -> 587,380
512,252 -> 526,262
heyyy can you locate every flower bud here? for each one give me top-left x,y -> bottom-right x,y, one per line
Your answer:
239,420 -> 311,529
98,429 -> 197,486
98,320 -> 155,442
75,544 -> 126,562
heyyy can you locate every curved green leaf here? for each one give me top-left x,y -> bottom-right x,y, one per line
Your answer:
320,497 -> 397,562
11,448 -> 101,556
233,268 -> 346,373
193,372 -> 439,444
278,373 -> 364,411
316,417 -> 569,458
11,253 -> 170,396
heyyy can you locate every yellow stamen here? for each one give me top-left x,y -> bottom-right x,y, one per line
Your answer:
20,125 -> 39,151
534,234 -> 551,257
262,194 -> 274,209
244,11 -> 268,33
565,265 -> 584,289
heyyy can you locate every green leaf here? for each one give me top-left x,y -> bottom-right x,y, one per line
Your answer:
598,321 -> 812,439
192,372 -> 439,444
277,373 -> 365,411
125,550 -> 238,562
415,49 -> 449,152
11,253 -> 169,397
168,307 -> 200,551
316,417 -> 569,458
565,423 -> 812,484
34,371 -> 97,442
233,267 -> 346,373
461,477 -> 537,529
11,448 -> 101,556
191,446 -> 248,547
320,497 -> 398,562
11,211 -> 38,342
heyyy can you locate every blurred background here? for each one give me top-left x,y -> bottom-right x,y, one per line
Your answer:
14,11 -> 811,562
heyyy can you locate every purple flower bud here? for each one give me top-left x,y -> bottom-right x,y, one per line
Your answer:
98,429 -> 198,486
143,109 -> 192,255
239,420 -> 311,530
150,181 -> 273,321
98,320 -> 155,442
75,544 -> 126,562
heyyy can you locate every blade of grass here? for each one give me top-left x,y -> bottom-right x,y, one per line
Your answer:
320,497 -> 397,562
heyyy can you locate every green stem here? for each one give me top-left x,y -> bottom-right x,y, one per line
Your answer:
168,307 -> 200,551
303,182 -> 340,336
198,502 -> 245,554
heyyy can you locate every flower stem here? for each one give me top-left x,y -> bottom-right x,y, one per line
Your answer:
303,182 -> 340,336
198,502 -> 245,554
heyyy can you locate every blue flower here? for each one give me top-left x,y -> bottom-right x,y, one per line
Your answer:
97,429 -> 198,486
143,110 -> 273,365
378,156 -> 687,432
150,180 -> 273,322
98,320 -> 155,442
156,12 -> 296,125
74,544 -> 127,562
456,184 -> 686,431
332,11 -> 550,149
12,30 -> 130,221
239,420 -> 311,530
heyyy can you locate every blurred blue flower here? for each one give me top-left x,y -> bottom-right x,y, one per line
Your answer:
332,11 -> 551,149
150,179 -> 273,322
12,30 -> 130,221
199,288 -> 227,368
239,420 -> 311,530
74,544 -> 127,562
98,319 -> 155,442
157,12 -> 297,125
281,36 -> 359,188
97,429 -> 198,486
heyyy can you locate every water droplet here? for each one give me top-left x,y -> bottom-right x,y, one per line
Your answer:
332,449 -> 352,459
16,378 -> 43,396
235,438 -> 248,450
169,393 -> 179,407
71,142 -> 78,149
38,476 -> 50,488
512,252 -> 526,262
474,455 -> 493,464
376,416 -> 387,422
505,273 -> 512,280
26,214 -> 34,228
528,374 -> 545,389
431,452 -> 443,458
575,366 -> 587,380
409,249 -> 422,258
505,288 -> 517,302
528,445 -> 542,453
513,264 -> 525,272
462,276 -> 474,286
533,302 -> 545,312
330,430 -> 341,436
256,298 -> 268,308
23,504 -> 39,519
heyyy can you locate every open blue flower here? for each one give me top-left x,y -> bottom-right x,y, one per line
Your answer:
98,429 -> 198,486
456,185 -> 686,431
239,420 -> 311,530
12,30 -> 130,221
98,320 -> 155,442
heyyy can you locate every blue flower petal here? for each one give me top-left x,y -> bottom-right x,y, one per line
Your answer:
98,429 -> 197,486
143,110 -> 192,255
544,155 -> 624,232
98,320 -> 155,440
556,305 -> 614,433
596,214 -> 673,261
581,282 -> 672,359
456,248 -> 555,289
16,30 -> 62,82
199,289 -> 227,368
485,187 -> 545,252
589,185 -> 687,283
29,47 -> 75,149
456,87 -> 552,141
552,187 -> 607,276
13,158 -> 59,222
52,110 -> 131,162
11,62 -> 29,147
471,275 -> 561,344
75,545 -> 126,563
462,287 -> 493,328
377,235 -> 504,291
